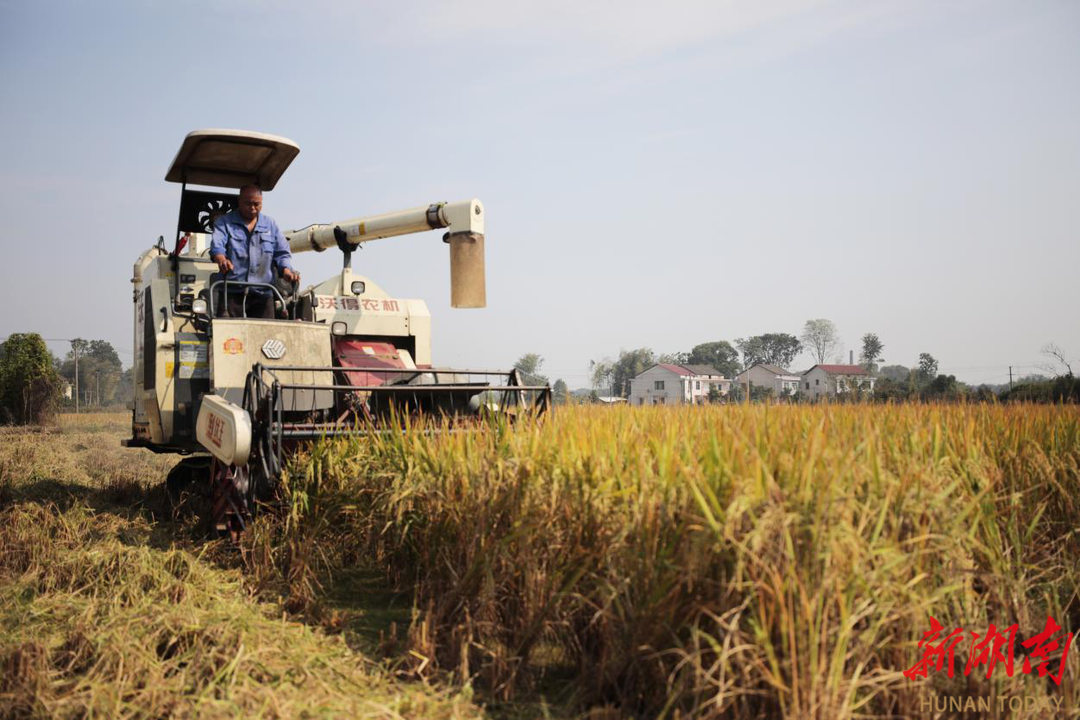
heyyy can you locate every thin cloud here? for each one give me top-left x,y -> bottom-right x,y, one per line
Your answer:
247,0 -> 911,71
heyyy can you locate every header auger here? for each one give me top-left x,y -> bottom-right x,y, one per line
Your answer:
126,129 -> 550,539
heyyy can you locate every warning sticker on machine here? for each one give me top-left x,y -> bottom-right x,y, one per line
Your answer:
179,340 -> 209,379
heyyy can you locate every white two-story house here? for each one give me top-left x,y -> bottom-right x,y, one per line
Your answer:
628,364 -> 731,405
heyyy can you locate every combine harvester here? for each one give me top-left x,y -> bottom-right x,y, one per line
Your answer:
125,129 -> 550,537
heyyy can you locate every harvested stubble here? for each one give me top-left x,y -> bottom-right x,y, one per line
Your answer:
273,404 -> 1080,718
0,414 -> 478,719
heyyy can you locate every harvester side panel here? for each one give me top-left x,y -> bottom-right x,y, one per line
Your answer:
142,278 -> 176,443
210,319 -> 334,410
173,333 -> 211,438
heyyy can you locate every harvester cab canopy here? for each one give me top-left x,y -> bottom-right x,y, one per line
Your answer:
166,129 -> 299,190
166,129 -> 300,236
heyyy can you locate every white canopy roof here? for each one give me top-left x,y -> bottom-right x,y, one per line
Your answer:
165,129 -> 299,190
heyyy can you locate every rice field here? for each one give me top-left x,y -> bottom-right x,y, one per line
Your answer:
2,405 -> 1079,718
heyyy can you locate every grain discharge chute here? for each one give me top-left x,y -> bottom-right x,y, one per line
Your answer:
126,129 -> 550,537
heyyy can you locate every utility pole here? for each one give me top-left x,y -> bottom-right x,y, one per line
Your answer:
1008,366 -> 1013,394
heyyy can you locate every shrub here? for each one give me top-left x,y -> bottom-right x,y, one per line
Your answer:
0,333 -> 60,425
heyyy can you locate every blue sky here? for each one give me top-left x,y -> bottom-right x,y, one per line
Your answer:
1,0 -> 1077,387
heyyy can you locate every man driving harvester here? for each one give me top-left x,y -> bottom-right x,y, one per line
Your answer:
210,184 -> 300,318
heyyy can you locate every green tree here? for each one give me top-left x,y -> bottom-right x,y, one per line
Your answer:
921,373 -> 964,401
60,338 -> 124,407
589,359 -> 614,394
917,353 -> 939,384
686,341 -> 740,378
749,384 -> 775,402
552,379 -> 569,405
860,333 -> 884,372
87,340 -> 123,405
0,333 -> 61,424
878,364 -> 910,383
727,383 -> 744,403
612,348 -> 656,397
513,353 -> 549,386
114,366 -> 135,406
513,353 -> 543,377
735,334 -> 802,370
999,375 -> 1076,403
656,352 -> 689,365
801,319 -> 841,365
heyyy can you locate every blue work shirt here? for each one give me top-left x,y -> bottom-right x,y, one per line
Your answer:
209,209 -> 294,294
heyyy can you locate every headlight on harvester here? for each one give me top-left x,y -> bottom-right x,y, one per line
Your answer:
331,321 -> 347,336
192,299 -> 208,315
350,281 -> 365,295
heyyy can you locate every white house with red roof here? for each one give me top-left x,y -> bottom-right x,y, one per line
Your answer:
801,364 -> 875,399
628,364 -> 730,406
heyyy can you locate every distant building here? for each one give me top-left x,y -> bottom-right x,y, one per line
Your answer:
681,364 -> 732,399
734,364 -> 801,397
801,364 -> 875,399
628,364 -> 731,406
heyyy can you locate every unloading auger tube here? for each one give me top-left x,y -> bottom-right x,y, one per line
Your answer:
286,198 -> 487,308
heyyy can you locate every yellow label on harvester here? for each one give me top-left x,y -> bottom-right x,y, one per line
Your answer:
179,340 -> 209,379
164,361 -> 174,378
